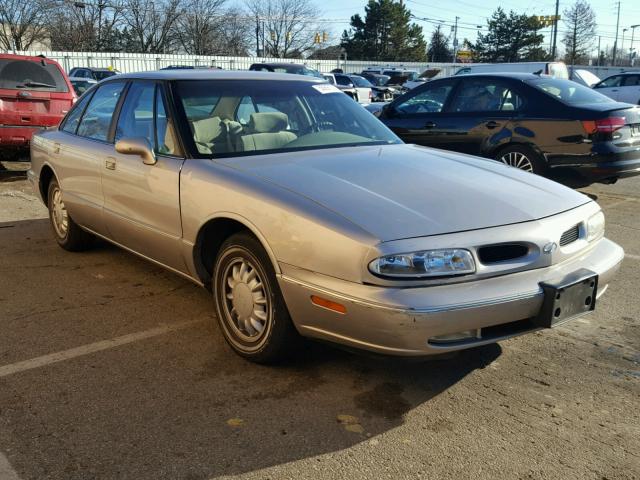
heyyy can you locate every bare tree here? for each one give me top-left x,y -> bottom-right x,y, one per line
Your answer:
218,8 -> 252,56
245,0 -> 319,58
48,1 -> 124,52
0,0 -> 53,50
175,0 -> 226,55
562,0 -> 596,65
121,0 -> 183,53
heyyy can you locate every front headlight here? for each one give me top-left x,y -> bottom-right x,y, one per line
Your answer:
586,211 -> 605,242
369,249 -> 476,278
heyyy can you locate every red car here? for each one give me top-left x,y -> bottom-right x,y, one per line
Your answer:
0,54 -> 76,163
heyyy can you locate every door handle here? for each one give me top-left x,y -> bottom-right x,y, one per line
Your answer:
485,121 -> 500,129
105,157 -> 116,170
53,142 -> 61,154
611,89 -> 618,92
424,121 -> 437,128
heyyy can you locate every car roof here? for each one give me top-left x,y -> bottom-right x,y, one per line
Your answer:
0,53 -> 62,66
71,67 -> 115,72
250,62 -> 309,68
444,72 -> 551,80
101,70 -> 324,82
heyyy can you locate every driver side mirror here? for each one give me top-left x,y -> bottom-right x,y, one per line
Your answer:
115,137 -> 156,165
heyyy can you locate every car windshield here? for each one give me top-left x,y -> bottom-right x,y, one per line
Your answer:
351,76 -> 373,88
93,70 -> 117,81
0,59 -> 69,92
174,79 -> 401,158
526,78 -> 615,105
367,75 -> 390,86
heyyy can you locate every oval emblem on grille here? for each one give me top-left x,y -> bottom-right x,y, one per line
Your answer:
543,242 -> 557,254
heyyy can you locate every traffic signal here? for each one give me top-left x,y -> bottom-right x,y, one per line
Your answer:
314,33 -> 321,44
322,32 -> 328,43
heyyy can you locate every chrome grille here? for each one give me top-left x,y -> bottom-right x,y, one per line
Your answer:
560,224 -> 580,246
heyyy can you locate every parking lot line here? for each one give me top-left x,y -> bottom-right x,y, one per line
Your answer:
626,253 -> 640,261
0,320 -> 203,379
0,452 -> 21,480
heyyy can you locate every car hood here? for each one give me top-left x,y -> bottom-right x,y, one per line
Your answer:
216,144 -> 590,242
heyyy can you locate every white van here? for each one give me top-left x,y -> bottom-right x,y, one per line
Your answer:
454,62 -> 569,79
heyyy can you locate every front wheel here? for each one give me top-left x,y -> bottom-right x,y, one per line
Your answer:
496,145 -> 546,175
212,232 -> 300,363
47,178 -> 94,251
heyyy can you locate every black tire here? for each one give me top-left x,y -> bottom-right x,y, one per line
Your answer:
495,144 -> 546,176
212,232 -> 300,363
47,178 -> 94,251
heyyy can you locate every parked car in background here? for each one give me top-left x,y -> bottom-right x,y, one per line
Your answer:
362,67 -> 423,89
376,73 -> 640,187
323,73 -> 372,103
0,53 -> 75,163
160,65 -> 223,70
570,68 -> 601,88
29,70 -> 623,363
69,76 -> 97,96
68,67 -> 120,82
593,72 -> 640,104
248,62 -> 323,78
359,73 -> 402,101
455,62 -> 569,80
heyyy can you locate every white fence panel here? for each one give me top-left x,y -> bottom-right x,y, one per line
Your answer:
6,50 -> 634,80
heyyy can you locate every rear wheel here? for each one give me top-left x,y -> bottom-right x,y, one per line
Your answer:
47,179 -> 94,251
212,232 -> 300,363
496,145 -> 546,175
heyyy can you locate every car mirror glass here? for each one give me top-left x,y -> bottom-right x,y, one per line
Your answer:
115,137 -> 157,165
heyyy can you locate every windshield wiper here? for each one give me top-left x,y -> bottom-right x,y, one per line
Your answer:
16,81 -> 56,89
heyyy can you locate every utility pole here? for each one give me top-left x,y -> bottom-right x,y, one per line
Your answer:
612,1 -> 621,66
255,14 -> 260,56
551,0 -> 560,59
452,16 -> 459,63
597,36 -> 601,66
629,25 -> 639,66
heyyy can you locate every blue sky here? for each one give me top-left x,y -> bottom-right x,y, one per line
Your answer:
319,0 -> 640,56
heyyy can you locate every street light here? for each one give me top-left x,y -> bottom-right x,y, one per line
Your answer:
621,28 -> 628,66
630,25 -> 640,66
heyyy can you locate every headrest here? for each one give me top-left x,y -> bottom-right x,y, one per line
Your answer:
249,112 -> 288,133
192,116 -> 222,142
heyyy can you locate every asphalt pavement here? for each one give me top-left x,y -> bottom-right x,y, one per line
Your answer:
0,167 -> 638,480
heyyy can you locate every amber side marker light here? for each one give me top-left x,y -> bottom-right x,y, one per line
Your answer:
310,295 -> 347,314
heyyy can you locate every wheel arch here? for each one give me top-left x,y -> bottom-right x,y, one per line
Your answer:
192,213 -> 280,289
38,163 -> 58,206
489,141 -> 547,164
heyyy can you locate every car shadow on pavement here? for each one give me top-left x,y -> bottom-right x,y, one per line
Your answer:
0,218 -> 502,480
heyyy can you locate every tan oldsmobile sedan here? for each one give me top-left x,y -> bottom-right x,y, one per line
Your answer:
29,71 -> 624,363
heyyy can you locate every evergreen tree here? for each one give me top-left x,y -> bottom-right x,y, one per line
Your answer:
562,0 -> 596,65
427,25 -> 451,62
341,0 -> 427,62
472,8 -> 545,62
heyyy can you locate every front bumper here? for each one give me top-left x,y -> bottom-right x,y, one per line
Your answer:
278,238 -> 624,356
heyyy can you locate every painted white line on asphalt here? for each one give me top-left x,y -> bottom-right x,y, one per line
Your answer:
0,320 -> 202,379
0,452 -> 21,480
626,253 -> 640,261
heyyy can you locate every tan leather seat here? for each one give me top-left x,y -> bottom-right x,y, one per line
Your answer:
191,116 -> 223,154
239,113 -> 296,152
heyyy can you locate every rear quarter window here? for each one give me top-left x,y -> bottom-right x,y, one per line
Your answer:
0,59 -> 69,92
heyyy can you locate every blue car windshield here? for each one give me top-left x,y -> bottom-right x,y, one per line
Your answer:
174,79 -> 401,158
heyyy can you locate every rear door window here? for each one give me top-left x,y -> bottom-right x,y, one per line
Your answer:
76,82 -> 126,142
0,59 -> 69,92
622,75 -> 640,86
62,90 -> 94,134
449,79 -> 523,112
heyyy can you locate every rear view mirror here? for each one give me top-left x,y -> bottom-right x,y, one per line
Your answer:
115,137 -> 156,165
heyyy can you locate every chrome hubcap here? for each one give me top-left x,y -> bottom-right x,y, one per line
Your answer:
222,258 -> 270,342
500,151 -> 534,172
51,188 -> 69,238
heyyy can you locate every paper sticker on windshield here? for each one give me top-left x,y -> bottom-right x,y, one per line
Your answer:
312,84 -> 341,94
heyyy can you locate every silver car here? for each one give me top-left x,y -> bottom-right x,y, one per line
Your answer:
29,70 -> 624,363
